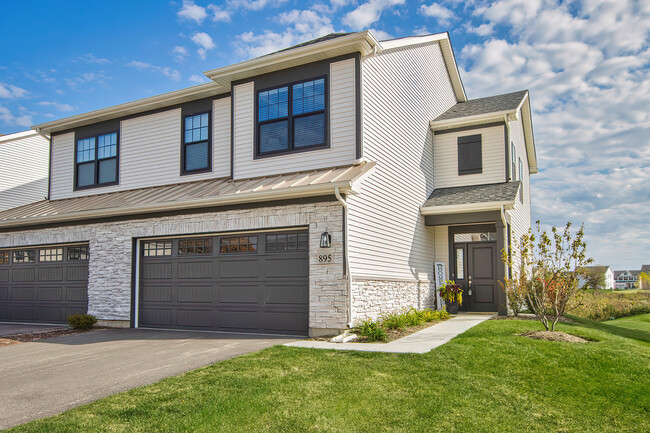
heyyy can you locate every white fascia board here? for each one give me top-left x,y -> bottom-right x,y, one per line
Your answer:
0,181 -> 356,229
204,32 -> 379,86
430,110 -> 514,130
378,33 -> 448,50
32,82 -> 225,136
520,96 -> 538,174
0,129 -> 40,144
420,200 -> 516,216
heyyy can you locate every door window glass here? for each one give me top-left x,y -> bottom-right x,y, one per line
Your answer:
453,232 -> 497,242
456,248 -> 464,279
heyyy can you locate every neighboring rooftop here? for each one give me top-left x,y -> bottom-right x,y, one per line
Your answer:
433,90 -> 528,122
423,181 -> 520,208
580,266 -> 611,273
270,33 -> 352,55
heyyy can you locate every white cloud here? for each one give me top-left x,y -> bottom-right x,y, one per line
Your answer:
177,0 -> 208,24
369,28 -> 393,40
37,101 -> 74,112
227,0 -> 288,11
191,32 -> 216,59
419,3 -> 456,25
0,82 -> 28,98
172,45 -> 189,61
460,0 -> 650,268
64,72 -> 109,90
234,8 -> 336,58
0,105 -> 32,128
207,4 -> 231,21
127,61 -> 181,81
78,53 -> 111,64
465,22 -> 493,36
189,74 -> 209,84
343,0 -> 405,30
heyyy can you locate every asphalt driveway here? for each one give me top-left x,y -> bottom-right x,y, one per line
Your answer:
0,326 -> 296,430
0,323 -> 65,337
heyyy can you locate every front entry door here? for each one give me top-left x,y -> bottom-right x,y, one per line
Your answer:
452,234 -> 498,312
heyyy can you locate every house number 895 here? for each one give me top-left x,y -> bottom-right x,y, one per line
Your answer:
318,254 -> 332,263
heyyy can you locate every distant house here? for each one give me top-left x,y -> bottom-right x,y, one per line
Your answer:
0,130 -> 50,211
614,270 -> 640,289
579,266 -> 615,290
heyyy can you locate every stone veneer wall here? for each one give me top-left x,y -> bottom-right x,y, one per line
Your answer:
0,200 -> 348,331
350,278 -> 437,324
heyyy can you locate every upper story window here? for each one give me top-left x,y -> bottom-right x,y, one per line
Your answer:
457,134 -> 482,175
75,132 -> 118,189
183,112 -> 211,174
257,77 -> 327,157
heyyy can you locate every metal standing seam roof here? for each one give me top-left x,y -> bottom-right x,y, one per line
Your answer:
423,182 -> 521,208
0,162 -> 375,228
433,90 -> 528,122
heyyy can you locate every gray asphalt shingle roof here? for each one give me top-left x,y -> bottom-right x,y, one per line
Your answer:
423,182 -> 521,208
434,90 -> 528,122
268,33 -> 353,56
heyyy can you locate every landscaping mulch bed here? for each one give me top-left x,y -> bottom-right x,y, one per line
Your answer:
308,319 -> 448,343
518,330 -> 590,343
0,327 -> 107,347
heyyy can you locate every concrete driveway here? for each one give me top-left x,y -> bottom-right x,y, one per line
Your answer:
0,326 -> 297,430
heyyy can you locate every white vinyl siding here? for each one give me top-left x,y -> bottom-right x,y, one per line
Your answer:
433,125 -> 506,188
0,132 -> 49,211
232,58 -> 357,180
347,42 -> 457,281
50,104 -> 231,200
434,225 -> 449,276
506,115 -> 532,272
213,97 -> 232,178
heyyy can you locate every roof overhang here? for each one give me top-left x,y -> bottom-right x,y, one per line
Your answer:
430,91 -> 538,174
204,31 -> 380,88
0,129 -> 41,144
420,200 -> 516,216
32,82 -> 225,136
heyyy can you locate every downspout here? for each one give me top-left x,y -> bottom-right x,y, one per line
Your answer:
335,186 -> 353,327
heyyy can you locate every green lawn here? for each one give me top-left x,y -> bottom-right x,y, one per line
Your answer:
10,318 -> 650,433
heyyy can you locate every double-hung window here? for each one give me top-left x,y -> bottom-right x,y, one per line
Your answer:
183,112 -> 211,174
518,158 -> 524,202
257,77 -> 326,156
511,142 -> 517,181
75,132 -> 118,189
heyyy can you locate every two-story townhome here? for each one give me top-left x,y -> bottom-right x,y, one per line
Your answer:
614,270 -> 640,289
0,31 -> 537,336
0,130 -> 49,211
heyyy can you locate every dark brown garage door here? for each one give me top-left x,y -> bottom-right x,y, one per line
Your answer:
138,230 -> 309,335
0,245 -> 89,323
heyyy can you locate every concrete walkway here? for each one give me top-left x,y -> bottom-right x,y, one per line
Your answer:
285,313 -> 494,354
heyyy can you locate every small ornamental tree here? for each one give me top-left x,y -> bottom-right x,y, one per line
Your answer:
582,267 -> 607,291
502,221 -> 593,331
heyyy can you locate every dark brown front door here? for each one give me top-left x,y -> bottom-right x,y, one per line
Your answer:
451,230 -> 499,312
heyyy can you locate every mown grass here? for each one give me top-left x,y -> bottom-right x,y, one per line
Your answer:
9,318 -> 650,433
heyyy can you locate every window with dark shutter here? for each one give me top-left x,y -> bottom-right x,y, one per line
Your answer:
457,134 -> 482,175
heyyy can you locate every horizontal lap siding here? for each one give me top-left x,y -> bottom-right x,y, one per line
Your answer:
347,42 -> 457,281
0,133 -> 49,211
434,125 -> 505,188
506,116 -> 532,272
233,58 -> 357,180
50,104 -> 231,200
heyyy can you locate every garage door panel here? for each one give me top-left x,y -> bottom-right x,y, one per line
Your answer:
140,308 -> 172,326
9,305 -> 34,321
141,262 -> 172,280
67,266 -> 89,281
38,267 -> 63,282
64,305 -> 87,317
0,305 -> 6,320
265,283 -> 309,304
177,309 -> 213,327
263,311 -> 308,332
11,287 -> 35,301
38,287 -> 63,301
35,306 -> 63,322
219,284 -> 259,304
177,261 -> 213,279
219,310 -> 258,329
177,285 -> 213,303
65,286 -> 88,302
139,231 -> 309,335
12,268 -> 35,282
0,269 -> 8,282
140,286 -> 173,302
262,257 -> 308,278
0,286 -> 7,301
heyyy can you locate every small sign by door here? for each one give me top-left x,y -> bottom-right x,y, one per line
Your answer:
434,262 -> 446,308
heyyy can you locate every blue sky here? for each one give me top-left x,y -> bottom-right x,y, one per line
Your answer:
1,0 -> 649,269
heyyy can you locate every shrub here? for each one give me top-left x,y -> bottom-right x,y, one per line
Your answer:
404,308 -> 426,327
356,320 -> 388,342
67,313 -> 98,330
382,312 -> 407,330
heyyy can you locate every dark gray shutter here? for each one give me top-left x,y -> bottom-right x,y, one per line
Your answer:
458,134 -> 482,175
